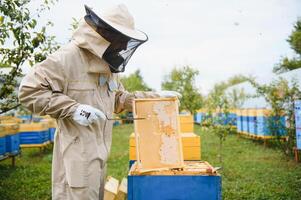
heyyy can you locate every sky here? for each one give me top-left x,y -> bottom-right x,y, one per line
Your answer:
26,0 -> 301,94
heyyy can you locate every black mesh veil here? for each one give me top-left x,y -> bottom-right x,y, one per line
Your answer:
84,5 -> 148,73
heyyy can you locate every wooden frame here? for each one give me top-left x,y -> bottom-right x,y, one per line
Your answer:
133,98 -> 184,172
129,161 -> 218,176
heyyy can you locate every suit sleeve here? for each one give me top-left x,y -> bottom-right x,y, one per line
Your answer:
114,80 -> 160,114
18,54 -> 79,119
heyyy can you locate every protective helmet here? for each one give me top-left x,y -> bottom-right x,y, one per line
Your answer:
84,4 -> 148,73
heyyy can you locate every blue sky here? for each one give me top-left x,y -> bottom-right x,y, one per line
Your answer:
26,0 -> 301,94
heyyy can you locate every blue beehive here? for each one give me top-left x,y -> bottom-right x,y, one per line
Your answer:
19,122 -> 49,145
49,128 -> 56,142
220,110 -> 237,126
195,112 -> 201,124
296,100 -> 301,129
217,112 -> 226,125
241,109 -> 249,134
229,110 -> 237,126
128,161 -> 221,200
41,117 -> 57,142
248,109 -> 257,135
231,110 -> 237,126
195,109 -> 208,124
236,109 -> 243,132
256,109 -> 286,137
295,100 -> 301,149
17,115 -> 32,123
195,111 -> 204,124
256,109 -> 270,136
0,126 -> 7,159
4,123 -> 20,155
113,120 -> 120,126
270,116 -> 286,136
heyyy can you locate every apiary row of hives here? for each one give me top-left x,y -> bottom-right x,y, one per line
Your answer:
0,115 -> 57,165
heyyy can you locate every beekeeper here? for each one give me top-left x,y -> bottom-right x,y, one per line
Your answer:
18,4 -> 180,200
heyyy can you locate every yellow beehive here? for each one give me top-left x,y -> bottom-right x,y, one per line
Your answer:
2,123 -> 19,136
0,125 -> 6,137
256,109 -> 271,116
179,114 -> 194,133
236,109 -> 242,116
19,122 -> 48,132
248,109 -> 257,117
241,109 -> 249,117
129,132 -> 201,160
41,118 -> 57,128
0,116 -> 22,124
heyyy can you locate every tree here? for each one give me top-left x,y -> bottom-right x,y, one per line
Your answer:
205,74 -> 248,109
288,20 -> 301,55
273,19 -> 301,73
161,65 -> 202,114
202,74 -> 247,165
0,0 -> 59,114
120,69 -> 152,92
249,77 -> 301,157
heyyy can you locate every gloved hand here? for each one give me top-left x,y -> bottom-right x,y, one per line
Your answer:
73,104 -> 106,126
157,90 -> 182,98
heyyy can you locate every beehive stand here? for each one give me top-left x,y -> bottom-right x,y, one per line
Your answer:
133,98 -> 184,172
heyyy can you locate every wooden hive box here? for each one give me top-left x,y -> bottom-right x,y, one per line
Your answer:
3,123 -> 20,155
133,98 -> 184,172
19,122 -> 49,146
115,178 -> 127,200
41,118 -> 57,142
179,114 -> 194,133
128,161 -> 221,200
104,176 -> 119,200
0,126 -> 7,158
129,132 -> 201,161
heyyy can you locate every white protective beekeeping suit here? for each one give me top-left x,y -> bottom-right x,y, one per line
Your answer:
19,4 -> 180,200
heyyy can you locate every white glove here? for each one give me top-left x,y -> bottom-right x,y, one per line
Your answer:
157,90 -> 182,98
73,104 -> 106,126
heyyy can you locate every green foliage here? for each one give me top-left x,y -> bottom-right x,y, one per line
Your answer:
161,65 -> 202,114
120,69 -> 152,92
107,124 -> 133,179
205,74 -> 248,109
249,77 -> 301,157
226,87 -> 247,108
210,74 -> 248,93
202,94 -> 236,165
288,20 -> 301,55
69,17 -> 80,32
0,0 -> 59,114
203,75 -> 247,164
273,19 -> 301,74
273,57 -> 301,74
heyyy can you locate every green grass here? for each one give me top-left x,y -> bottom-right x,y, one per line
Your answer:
107,124 -> 133,180
0,124 -> 301,199
196,125 -> 301,200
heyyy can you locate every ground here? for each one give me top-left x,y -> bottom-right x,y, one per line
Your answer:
0,124 -> 301,199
